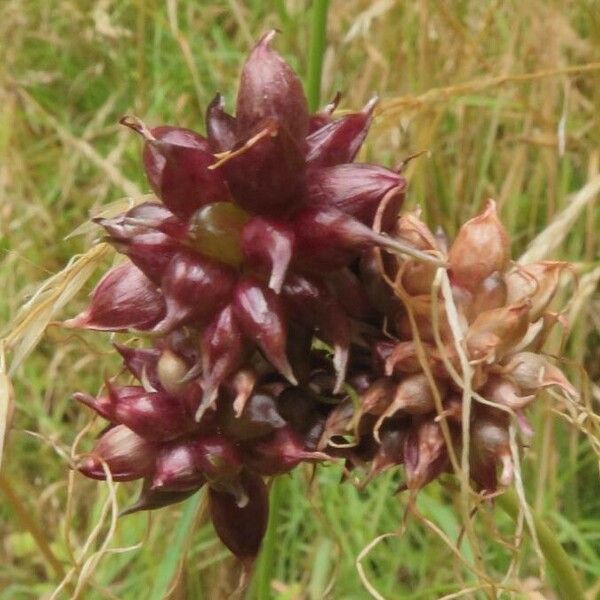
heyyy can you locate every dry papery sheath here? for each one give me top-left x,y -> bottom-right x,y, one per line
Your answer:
66,32 -> 576,567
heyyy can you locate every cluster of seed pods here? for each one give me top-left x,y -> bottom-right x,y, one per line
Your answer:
67,32 -> 577,566
333,201 -> 578,494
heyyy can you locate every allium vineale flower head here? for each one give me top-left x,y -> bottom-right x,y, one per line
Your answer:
65,32 -> 576,566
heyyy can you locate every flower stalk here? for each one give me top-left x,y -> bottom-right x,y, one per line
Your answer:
307,0 -> 330,111
497,488 -> 585,600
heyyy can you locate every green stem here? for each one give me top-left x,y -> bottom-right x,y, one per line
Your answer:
149,491 -> 204,600
252,477 -> 284,599
497,488 -> 585,600
306,0 -> 330,111
0,471 -> 66,580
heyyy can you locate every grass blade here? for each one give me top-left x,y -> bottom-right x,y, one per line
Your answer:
148,492 -> 204,600
497,488 -> 586,600
306,0 -> 330,111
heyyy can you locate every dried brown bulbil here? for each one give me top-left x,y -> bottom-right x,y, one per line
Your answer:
355,200 -> 577,497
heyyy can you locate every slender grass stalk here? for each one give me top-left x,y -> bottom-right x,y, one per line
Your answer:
253,477 -> 284,599
0,471 -> 66,579
497,488 -> 585,600
148,491 -> 204,600
306,0 -> 330,111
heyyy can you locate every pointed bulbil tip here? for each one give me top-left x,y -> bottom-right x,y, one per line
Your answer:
278,361 -> 298,387
77,456 -> 100,476
482,198 -> 498,216
119,115 -> 156,142
62,311 -> 90,329
545,367 -> 580,400
181,361 -> 203,384
206,92 -> 237,152
325,91 -> 342,114
150,477 -> 166,490
363,95 -> 379,115
151,310 -> 183,336
208,92 -> 225,111
268,271 -> 285,295
332,351 -> 349,395
236,30 -> 308,143
257,29 -> 278,48
194,389 -> 218,422
73,391 -> 95,407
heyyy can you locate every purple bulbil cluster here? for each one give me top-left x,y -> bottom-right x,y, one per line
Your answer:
66,31 -> 576,567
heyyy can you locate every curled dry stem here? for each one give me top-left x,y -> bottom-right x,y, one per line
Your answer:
373,192 -> 497,594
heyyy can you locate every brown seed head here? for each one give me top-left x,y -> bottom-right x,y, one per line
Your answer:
449,200 -> 510,291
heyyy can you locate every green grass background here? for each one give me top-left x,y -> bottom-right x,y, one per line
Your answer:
1,1 -> 599,598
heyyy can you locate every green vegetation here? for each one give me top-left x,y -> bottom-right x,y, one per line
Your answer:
1,1 -> 599,598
